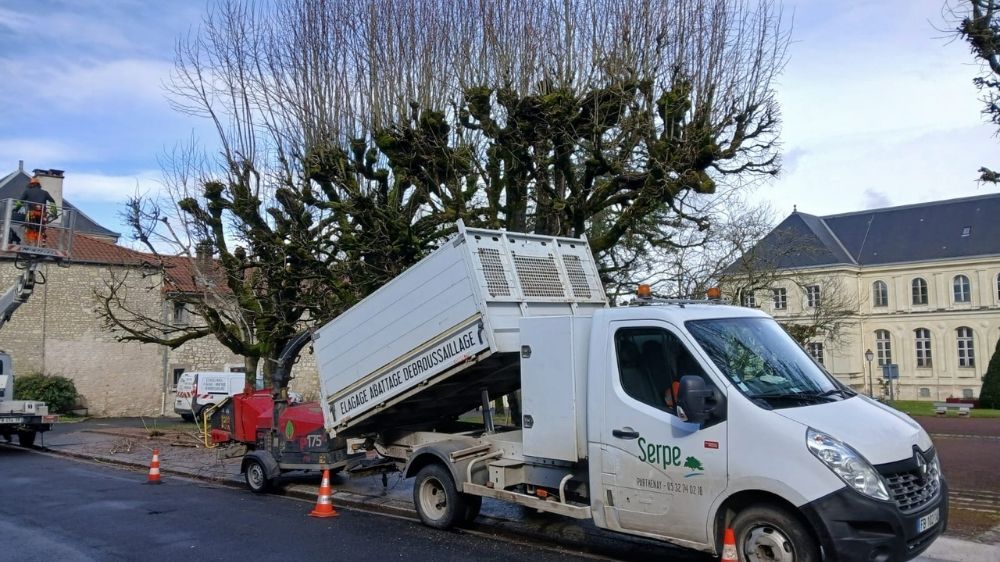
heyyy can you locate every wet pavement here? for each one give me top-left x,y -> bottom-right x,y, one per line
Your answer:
22,416 -> 1000,562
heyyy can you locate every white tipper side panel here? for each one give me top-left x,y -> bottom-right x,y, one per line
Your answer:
313,238 -> 485,419
520,316 -> 592,462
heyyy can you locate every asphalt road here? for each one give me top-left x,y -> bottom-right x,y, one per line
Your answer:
0,446 -> 587,562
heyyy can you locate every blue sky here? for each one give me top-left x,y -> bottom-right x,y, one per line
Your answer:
0,0 -> 995,245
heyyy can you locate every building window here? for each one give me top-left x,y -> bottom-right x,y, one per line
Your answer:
772,287 -> 787,310
806,285 -> 821,308
953,275 -> 971,303
875,330 -> 892,366
173,301 -> 188,325
919,387 -> 931,398
172,367 -> 186,390
957,327 -> 975,367
996,273 -> 1000,302
740,291 -> 756,308
961,226 -> 971,237
912,278 -> 928,305
807,342 -> 824,365
914,328 -> 932,368
872,280 -> 888,307
963,388 -> 974,399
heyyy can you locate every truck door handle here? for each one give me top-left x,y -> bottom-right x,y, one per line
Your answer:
612,428 -> 639,440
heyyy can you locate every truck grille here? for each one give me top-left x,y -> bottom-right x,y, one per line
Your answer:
883,468 -> 939,513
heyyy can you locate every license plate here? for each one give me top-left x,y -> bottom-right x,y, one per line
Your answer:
917,508 -> 940,533
0,417 -> 25,424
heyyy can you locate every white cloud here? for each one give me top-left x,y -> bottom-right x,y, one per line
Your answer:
862,189 -> 893,210
0,57 -> 173,117
68,170 -> 165,203
0,138 -> 96,167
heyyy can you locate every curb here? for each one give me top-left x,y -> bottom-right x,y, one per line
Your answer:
39,443 -> 420,519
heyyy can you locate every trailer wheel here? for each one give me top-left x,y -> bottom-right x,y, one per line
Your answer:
16,430 -> 36,448
244,458 -> 271,494
413,464 -> 468,529
732,504 -> 819,562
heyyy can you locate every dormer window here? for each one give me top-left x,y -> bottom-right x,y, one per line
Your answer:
961,226 -> 971,237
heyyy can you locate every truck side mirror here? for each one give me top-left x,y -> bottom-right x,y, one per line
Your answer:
676,375 -> 714,425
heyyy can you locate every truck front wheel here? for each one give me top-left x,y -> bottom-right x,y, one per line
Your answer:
244,458 -> 271,494
732,504 -> 819,562
413,463 -> 469,530
16,430 -> 36,447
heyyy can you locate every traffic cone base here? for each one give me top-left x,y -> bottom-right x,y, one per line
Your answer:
721,527 -> 738,562
309,469 -> 339,518
146,448 -> 163,485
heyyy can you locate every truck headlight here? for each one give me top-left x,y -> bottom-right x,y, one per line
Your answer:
928,452 -> 941,485
807,428 -> 890,501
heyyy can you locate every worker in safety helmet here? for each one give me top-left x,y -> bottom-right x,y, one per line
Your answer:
17,177 -> 57,245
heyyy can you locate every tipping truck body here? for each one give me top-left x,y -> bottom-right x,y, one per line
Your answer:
311,222 -> 947,561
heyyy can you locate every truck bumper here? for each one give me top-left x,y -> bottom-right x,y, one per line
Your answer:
800,478 -> 948,562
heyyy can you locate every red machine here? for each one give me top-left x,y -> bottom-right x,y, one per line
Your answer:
209,388 -> 351,492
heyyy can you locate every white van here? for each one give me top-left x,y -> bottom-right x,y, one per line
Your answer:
174,372 -> 249,421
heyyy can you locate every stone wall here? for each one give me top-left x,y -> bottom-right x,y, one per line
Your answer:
0,260 -> 298,417
0,261 -> 165,416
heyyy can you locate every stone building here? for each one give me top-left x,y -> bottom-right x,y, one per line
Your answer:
0,164 -> 320,416
729,194 -> 1000,401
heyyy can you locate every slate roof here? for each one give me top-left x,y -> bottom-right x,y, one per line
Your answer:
0,169 -> 120,241
739,193 -> 1000,270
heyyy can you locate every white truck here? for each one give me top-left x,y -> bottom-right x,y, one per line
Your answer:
0,197 -> 75,446
0,353 -> 58,446
307,222 -> 946,561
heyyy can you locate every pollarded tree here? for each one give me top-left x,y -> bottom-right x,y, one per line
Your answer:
953,0 -> 1000,182
96,0 -> 790,390
981,337 -> 1000,408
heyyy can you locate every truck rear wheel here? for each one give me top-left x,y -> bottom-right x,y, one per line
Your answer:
413,464 -> 468,530
16,430 -> 36,447
732,504 -> 819,562
244,458 -> 271,494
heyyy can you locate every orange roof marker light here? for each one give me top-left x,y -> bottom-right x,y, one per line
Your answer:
637,284 -> 652,299
706,287 -> 722,300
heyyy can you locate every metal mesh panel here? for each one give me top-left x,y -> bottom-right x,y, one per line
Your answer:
561,255 -> 591,299
477,248 -> 510,297
513,254 -> 565,297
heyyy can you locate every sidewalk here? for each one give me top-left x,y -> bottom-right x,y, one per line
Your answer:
36,418 -> 1000,562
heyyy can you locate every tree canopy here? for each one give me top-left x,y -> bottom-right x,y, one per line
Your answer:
956,0 -> 1000,182
97,0 -> 789,385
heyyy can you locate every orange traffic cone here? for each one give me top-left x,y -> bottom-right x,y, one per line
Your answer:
308,469 -> 339,518
721,527 -> 738,562
146,448 -> 162,485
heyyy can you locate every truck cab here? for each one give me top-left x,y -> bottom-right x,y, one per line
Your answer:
584,303 -> 945,561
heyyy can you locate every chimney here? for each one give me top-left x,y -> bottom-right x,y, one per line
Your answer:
195,240 -> 214,274
31,168 -> 64,211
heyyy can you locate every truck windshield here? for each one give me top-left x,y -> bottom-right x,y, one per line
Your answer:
686,317 -> 854,408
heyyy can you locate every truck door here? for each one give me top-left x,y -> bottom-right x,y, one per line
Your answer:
599,321 -> 727,546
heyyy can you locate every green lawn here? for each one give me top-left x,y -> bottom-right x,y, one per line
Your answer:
889,400 -> 1000,419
